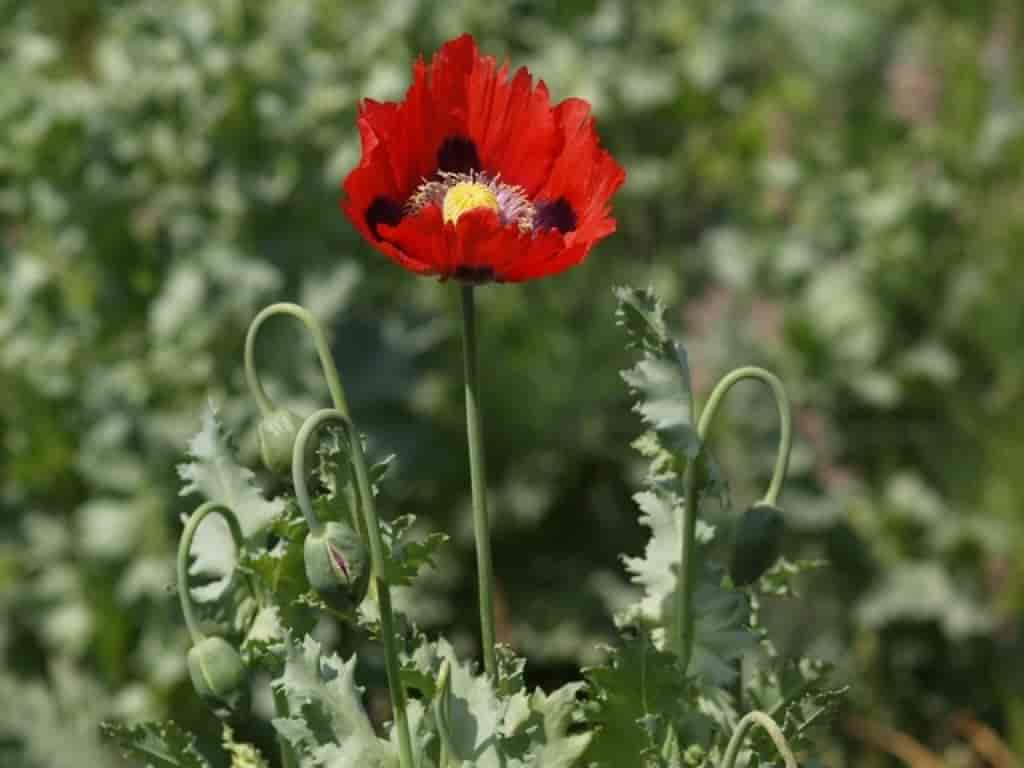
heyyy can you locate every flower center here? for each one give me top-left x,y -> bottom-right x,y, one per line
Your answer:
408,171 -> 536,232
442,182 -> 499,225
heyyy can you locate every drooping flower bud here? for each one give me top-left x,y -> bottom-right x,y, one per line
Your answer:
729,502 -> 785,586
258,408 -> 304,475
187,636 -> 250,717
303,520 -> 370,613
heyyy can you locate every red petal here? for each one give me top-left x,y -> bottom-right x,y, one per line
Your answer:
346,36 -> 561,200
538,98 -> 626,249
376,206 -> 449,276
466,65 -> 558,194
380,207 -> 546,282
446,208 -> 517,276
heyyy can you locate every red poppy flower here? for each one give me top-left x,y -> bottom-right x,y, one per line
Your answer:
341,35 -> 625,283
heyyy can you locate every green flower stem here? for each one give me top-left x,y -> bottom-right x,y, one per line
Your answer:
720,711 -> 798,768
676,421 -> 700,674
272,689 -> 300,768
459,284 -> 498,680
696,367 -> 791,506
292,408 -> 414,768
676,366 -> 792,674
176,502 -> 247,645
292,412 -> 330,537
244,302 -> 351,418
245,302 -> 365,538
434,660 -> 454,768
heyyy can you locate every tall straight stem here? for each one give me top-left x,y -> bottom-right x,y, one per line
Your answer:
273,689 -> 300,768
459,285 -> 498,679
349,425 -> 414,768
677,453 -> 700,675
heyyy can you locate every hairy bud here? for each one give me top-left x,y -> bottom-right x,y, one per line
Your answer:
729,502 -> 785,586
258,409 -> 304,475
187,636 -> 249,717
304,521 -> 370,613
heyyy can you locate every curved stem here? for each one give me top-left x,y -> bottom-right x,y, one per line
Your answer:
244,302 -> 351,418
696,367 -> 792,507
292,410 -> 338,537
459,285 -> 498,680
291,408 -> 366,539
676,366 -> 792,674
293,408 -> 414,768
720,711 -> 798,768
176,502 -> 247,645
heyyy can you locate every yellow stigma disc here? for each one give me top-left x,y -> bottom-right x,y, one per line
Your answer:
442,182 -> 499,225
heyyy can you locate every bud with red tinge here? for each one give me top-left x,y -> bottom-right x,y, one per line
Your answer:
304,520 -> 370,613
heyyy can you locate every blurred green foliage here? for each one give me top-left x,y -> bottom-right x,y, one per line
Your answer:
1,0 -> 1022,765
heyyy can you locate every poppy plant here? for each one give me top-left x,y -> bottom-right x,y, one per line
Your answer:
343,35 -> 625,682
342,34 -> 625,283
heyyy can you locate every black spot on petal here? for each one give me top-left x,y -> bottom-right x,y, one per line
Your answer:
365,196 -> 403,240
437,136 -> 481,174
534,197 -> 577,233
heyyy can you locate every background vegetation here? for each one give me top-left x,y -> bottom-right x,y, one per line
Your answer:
2,0 -> 1022,765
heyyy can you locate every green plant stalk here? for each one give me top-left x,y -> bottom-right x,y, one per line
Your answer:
720,711 -> 797,768
245,301 -> 365,540
676,366 -> 792,674
272,689 -> 300,768
347,413 -> 415,768
176,502 -> 247,645
244,302 -> 351,418
459,284 -> 498,679
293,413 -> 329,537
434,659 -> 454,768
676,446 -> 700,674
293,409 -> 414,768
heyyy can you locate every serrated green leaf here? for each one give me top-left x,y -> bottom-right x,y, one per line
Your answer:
613,285 -> 668,351
616,286 -> 700,461
620,487 -> 757,685
582,633 -> 689,768
271,634 -> 398,768
101,720 -> 213,768
743,656 -> 848,756
239,512 -> 316,642
409,637 -> 505,768
511,684 -> 592,768
380,514 -> 449,587
408,637 -> 588,768
177,402 -> 284,602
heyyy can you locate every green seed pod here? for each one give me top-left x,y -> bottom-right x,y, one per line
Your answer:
729,502 -> 785,586
187,636 -> 249,717
304,521 -> 370,613
258,408 -> 304,475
